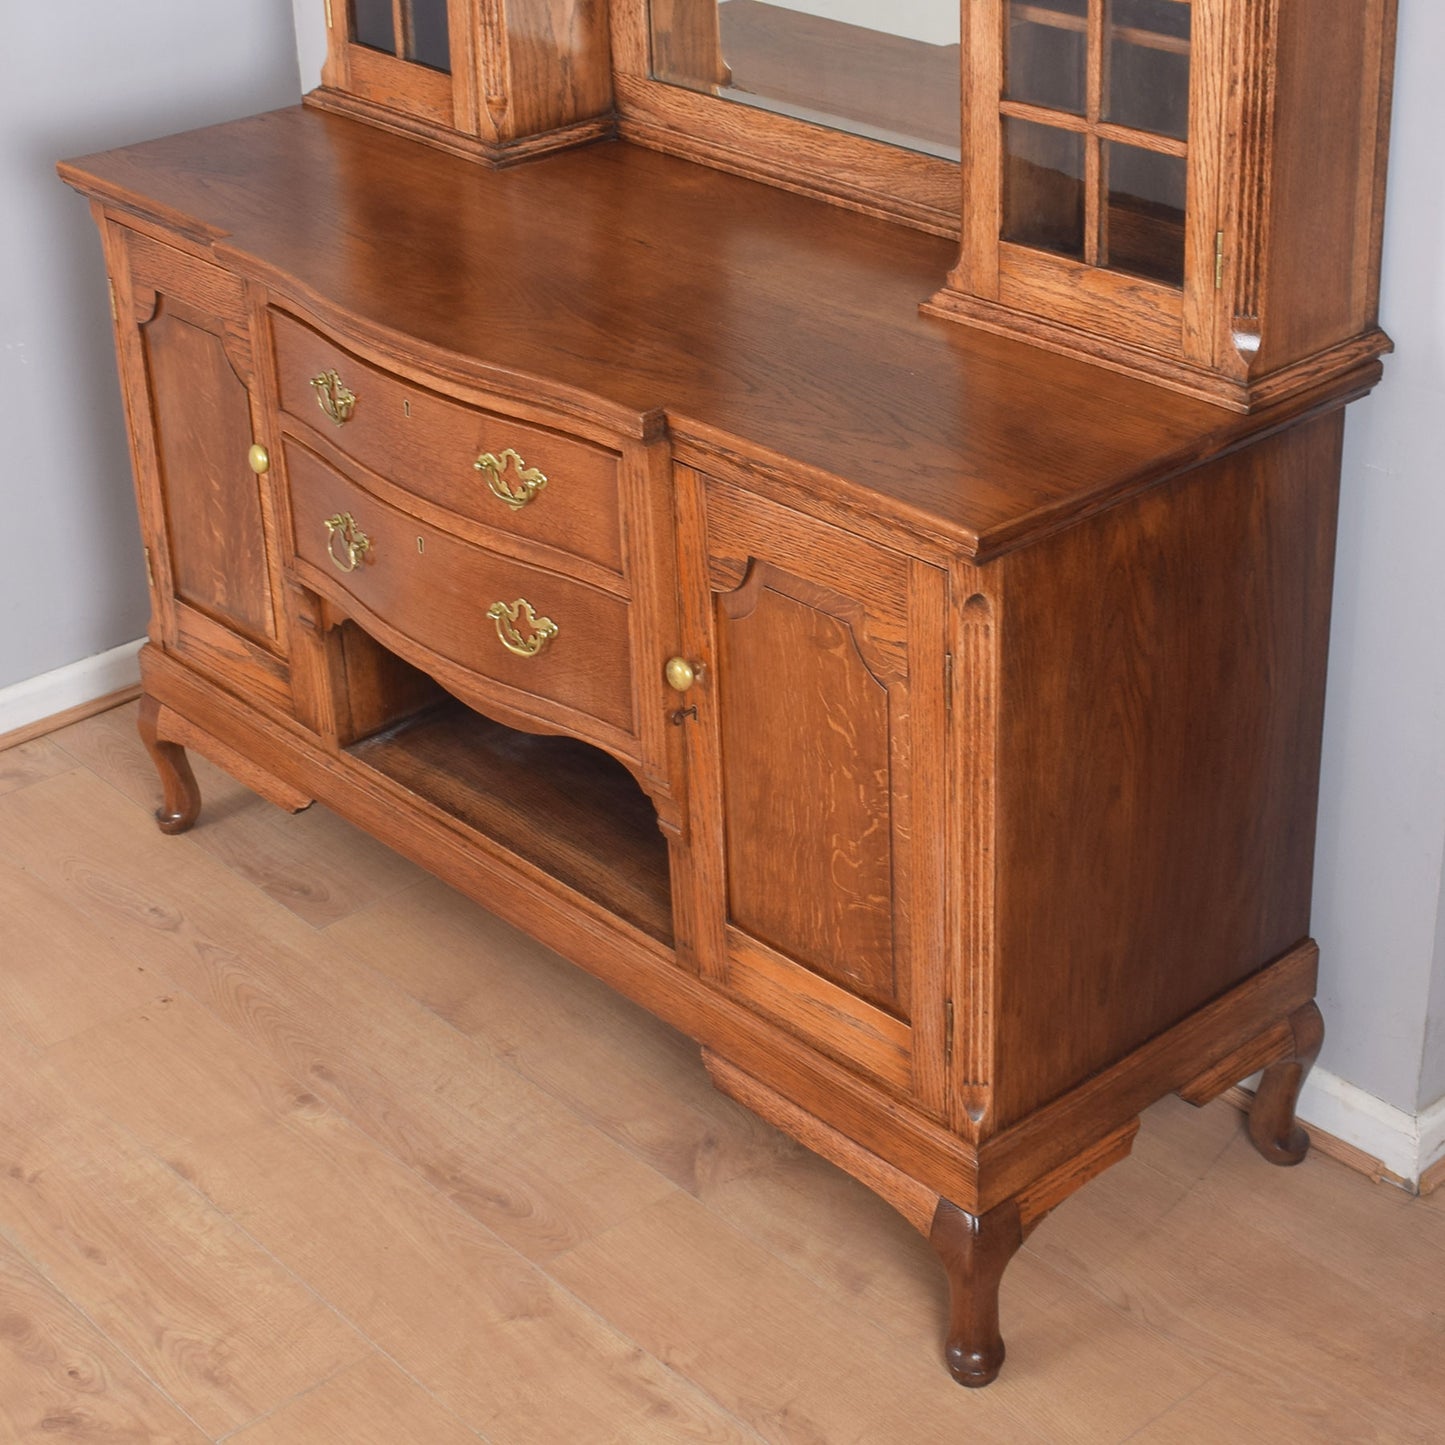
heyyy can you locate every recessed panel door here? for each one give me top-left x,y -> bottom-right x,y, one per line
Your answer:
678,473 -> 950,1112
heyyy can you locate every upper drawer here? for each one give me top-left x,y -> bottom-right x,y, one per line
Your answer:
271,310 -> 624,575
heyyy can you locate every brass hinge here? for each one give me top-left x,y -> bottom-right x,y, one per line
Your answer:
1214,232 -> 1226,291
143,546 -> 156,590
944,998 -> 955,1069
107,278 -> 118,322
324,0 -> 334,28
944,651 -> 954,715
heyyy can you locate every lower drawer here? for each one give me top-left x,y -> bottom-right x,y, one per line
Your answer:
285,439 -> 635,740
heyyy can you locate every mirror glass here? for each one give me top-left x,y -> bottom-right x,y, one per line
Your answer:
649,0 -> 961,161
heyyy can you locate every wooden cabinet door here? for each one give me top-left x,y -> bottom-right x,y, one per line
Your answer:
677,472 -> 950,1111
106,223 -> 291,713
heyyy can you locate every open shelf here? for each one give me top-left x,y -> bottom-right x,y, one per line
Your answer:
349,699 -> 674,946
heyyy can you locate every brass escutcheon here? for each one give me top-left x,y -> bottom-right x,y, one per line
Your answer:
323,512 -> 370,573
475,448 -> 548,510
310,369 -> 356,425
487,598 -> 558,657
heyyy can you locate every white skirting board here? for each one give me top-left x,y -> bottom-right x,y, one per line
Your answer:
0,639 -> 144,738
1295,1067 -> 1445,1187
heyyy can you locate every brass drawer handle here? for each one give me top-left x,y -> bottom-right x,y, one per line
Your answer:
311,369 -> 356,425
487,598 -> 558,657
323,512 -> 370,573
475,448 -> 548,510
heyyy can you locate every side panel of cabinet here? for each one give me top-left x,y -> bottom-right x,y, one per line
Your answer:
1252,0 -> 1397,374
102,221 -> 291,713
675,470 -> 949,1112
987,416 -> 1342,1131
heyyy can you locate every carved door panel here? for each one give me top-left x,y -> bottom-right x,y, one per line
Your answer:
679,473 -> 950,1111
106,223 -> 291,713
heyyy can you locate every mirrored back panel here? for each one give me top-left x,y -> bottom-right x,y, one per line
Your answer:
649,0 -> 962,161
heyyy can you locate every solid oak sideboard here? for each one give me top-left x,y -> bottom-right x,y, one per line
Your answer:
61,102 -> 1368,1386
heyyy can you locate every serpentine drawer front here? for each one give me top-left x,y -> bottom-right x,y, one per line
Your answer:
271,310 -> 625,576
284,438 -> 635,742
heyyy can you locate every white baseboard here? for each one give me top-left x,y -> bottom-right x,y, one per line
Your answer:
1292,1067 -> 1445,1187
0,639 -> 145,737
1417,1092 -> 1445,1180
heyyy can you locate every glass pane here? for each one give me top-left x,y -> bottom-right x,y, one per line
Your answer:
1002,118 -> 1085,260
1005,0 -> 1088,116
1102,140 -> 1186,284
1105,0 -> 1191,140
351,0 -> 396,55
406,0 -> 451,72
649,0 -> 961,162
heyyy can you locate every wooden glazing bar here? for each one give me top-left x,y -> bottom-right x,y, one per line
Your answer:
1015,2 -> 1192,56
998,101 -> 1188,157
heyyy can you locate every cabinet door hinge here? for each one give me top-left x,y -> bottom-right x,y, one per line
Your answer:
324,0 -> 334,28
1214,232 -> 1226,291
944,651 -> 954,715
107,279 -> 118,322
944,998 -> 955,1069
143,545 -> 156,591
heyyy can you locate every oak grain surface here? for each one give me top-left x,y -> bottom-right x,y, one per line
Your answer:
57,107 -> 1351,559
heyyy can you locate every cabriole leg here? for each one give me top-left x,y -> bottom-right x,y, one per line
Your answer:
137,693 -> 201,834
928,1197 -> 1025,1388
1248,1000 -> 1324,1166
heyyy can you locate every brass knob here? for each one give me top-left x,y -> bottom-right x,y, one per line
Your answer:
247,443 -> 270,474
665,657 -> 698,693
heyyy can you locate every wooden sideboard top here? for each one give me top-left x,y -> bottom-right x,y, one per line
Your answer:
60,104 -> 1379,559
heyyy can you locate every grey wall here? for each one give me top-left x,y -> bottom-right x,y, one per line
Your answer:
0,3 -> 303,691
1422,866 -> 1445,1108
293,0 -> 330,92
1310,0 -> 1445,1118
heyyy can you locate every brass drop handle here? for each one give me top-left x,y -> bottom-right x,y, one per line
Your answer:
248,443 -> 270,474
311,369 -> 356,425
475,448 -> 548,510
487,598 -> 558,657
665,657 -> 700,692
323,512 -> 370,573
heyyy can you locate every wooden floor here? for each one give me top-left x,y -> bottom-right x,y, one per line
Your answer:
2,701 -> 1443,1443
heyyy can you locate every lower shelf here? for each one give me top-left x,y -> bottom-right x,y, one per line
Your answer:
348,700 -> 674,946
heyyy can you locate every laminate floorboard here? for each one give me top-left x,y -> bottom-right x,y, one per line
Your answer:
1,699 -> 1441,1442
0,1235 -> 210,1444
0,736 -> 77,798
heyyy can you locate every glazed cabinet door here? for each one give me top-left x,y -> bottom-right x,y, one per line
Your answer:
954,0 -> 1224,366
104,222 -> 291,713
676,471 -> 950,1111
